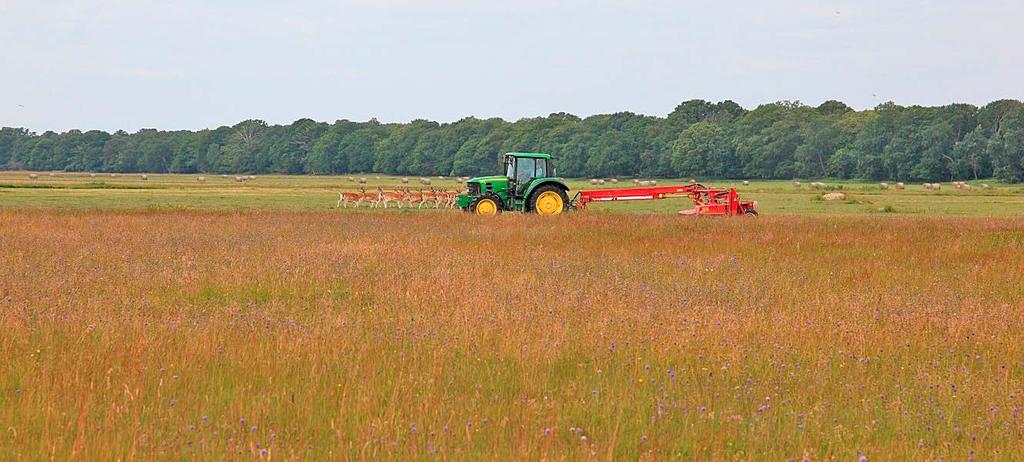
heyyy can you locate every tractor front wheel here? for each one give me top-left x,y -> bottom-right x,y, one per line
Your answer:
470,195 -> 501,216
529,185 -> 568,216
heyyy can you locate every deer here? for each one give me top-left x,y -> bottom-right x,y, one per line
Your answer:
415,188 -> 437,209
440,189 -> 458,209
337,188 -> 363,208
362,187 -> 383,208
377,186 -> 405,209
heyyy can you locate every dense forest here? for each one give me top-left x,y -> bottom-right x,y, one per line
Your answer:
2,99 -> 1024,182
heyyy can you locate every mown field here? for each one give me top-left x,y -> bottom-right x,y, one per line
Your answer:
3,171 -> 1024,216
2,211 -> 1023,460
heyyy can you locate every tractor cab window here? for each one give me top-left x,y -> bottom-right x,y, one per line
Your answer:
514,158 -> 547,180
515,158 -> 538,184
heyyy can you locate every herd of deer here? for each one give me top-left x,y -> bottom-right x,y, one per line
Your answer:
337,186 -> 466,209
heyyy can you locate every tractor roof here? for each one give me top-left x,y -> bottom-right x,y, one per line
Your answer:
504,152 -> 552,159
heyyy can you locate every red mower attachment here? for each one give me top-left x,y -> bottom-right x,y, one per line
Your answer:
572,184 -> 757,216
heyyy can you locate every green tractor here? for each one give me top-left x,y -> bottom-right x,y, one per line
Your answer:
457,152 -> 570,216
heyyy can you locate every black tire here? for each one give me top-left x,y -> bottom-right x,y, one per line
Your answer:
744,209 -> 758,217
527,185 -> 569,214
469,194 -> 503,215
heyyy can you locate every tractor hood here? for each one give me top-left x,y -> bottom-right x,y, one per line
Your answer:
467,175 -> 507,184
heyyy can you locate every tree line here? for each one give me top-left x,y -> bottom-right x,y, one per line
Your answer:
2,99 -> 1024,182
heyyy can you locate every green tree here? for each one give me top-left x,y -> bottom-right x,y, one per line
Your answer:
671,122 -> 729,178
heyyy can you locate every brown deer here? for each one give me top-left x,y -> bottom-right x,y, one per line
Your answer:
337,189 -> 363,208
377,186 -> 405,209
362,187 -> 382,208
417,188 -> 438,209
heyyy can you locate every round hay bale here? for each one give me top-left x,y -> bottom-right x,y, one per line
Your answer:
822,192 -> 846,201
610,178 -> 618,184
742,180 -> 750,186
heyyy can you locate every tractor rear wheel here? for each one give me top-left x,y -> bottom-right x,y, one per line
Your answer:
744,209 -> 758,217
470,195 -> 501,216
529,185 -> 568,216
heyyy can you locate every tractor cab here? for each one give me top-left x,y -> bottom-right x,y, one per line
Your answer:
505,153 -> 553,198
458,152 -> 571,216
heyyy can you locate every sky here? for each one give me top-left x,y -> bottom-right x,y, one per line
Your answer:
1,0 -> 1021,132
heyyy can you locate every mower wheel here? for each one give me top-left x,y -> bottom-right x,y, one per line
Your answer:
470,195 -> 502,216
744,209 -> 759,217
529,185 -> 568,215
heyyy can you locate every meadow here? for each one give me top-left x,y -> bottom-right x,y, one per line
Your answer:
2,171 -> 1024,217
2,173 -> 1024,460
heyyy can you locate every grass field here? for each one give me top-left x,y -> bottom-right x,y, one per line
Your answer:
3,171 -> 1024,217
2,173 -> 1024,459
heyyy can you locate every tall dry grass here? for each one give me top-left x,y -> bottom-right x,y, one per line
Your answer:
1,211 -> 1023,460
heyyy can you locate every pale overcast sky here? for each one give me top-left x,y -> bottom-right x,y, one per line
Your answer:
1,0 -> 1021,132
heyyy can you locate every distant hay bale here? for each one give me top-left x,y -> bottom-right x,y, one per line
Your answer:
590,179 -> 598,185
197,176 -> 206,182
347,176 -> 354,182
792,181 -> 801,189
742,180 -> 750,186
633,179 -> 640,185
221,174 -> 228,178
879,182 -> 889,190
598,179 -> 605,185
141,174 -> 149,181
235,176 -> 244,182
688,178 -> 696,184
401,177 -> 409,183
638,180 -> 651,187
932,183 -> 941,190
981,183 -> 991,189
89,173 -> 97,178
48,172 -> 55,177
29,173 -> 38,179
248,175 -> 256,180
610,178 -> 618,184
895,182 -> 905,190
376,176 -> 381,180
650,180 -> 657,186
822,192 -> 846,201
962,183 -> 972,191
437,175 -> 443,179
359,177 -> 368,184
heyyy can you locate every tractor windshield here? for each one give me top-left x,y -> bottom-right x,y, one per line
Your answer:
515,158 -> 547,184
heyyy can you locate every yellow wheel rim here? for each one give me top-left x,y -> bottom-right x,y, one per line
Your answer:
535,191 -> 564,215
475,198 -> 498,216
